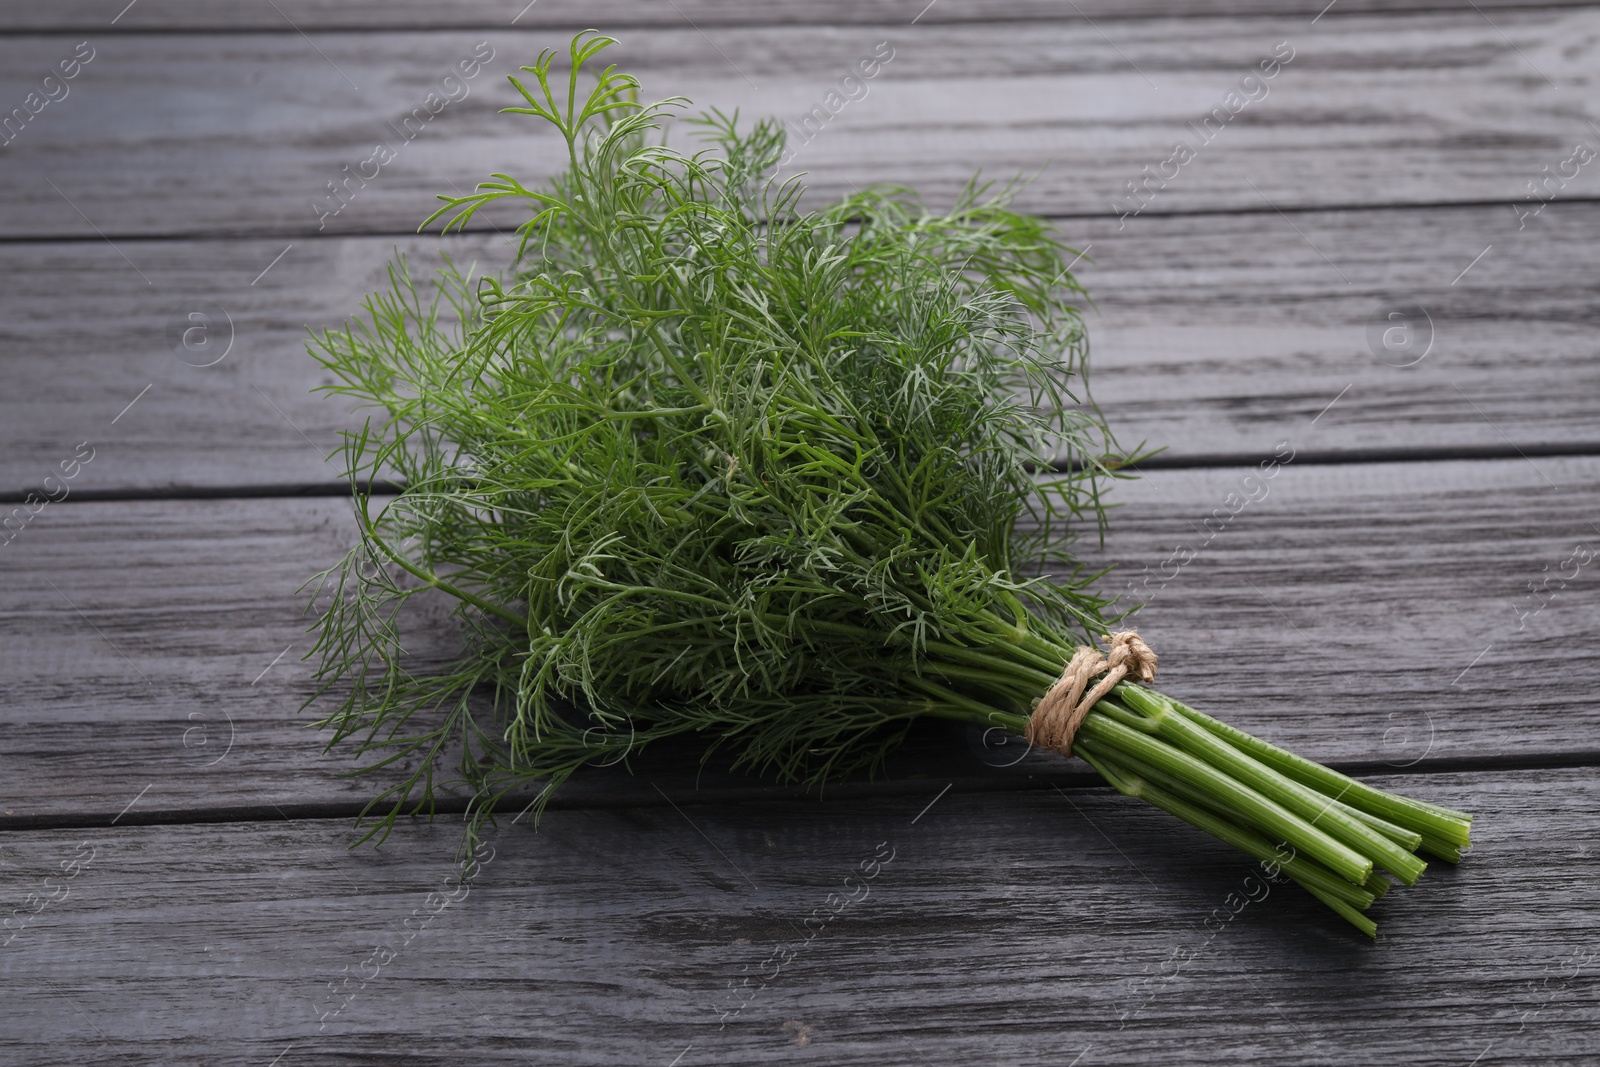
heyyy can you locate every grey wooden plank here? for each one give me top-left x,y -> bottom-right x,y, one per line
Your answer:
2,12 -> 1597,238
0,768 -> 1592,1065
3,458 -> 1597,822
4,0 -> 1588,31
6,201 -> 1598,496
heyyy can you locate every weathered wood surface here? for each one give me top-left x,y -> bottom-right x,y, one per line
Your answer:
6,199 -> 1598,496
0,769 -> 1593,1066
3,11 -> 1598,239
6,0 -> 1587,31
4,2 -> 1598,1061
4,457 -> 1595,824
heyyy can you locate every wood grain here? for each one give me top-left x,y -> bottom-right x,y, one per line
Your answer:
0,768 -> 1593,1065
6,199 -> 1598,497
2,2 -> 1593,1059
3,457 -> 1595,823
5,0 -> 1590,32
2,11 -> 1598,238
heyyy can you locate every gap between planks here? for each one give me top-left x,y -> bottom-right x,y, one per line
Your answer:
7,443 -> 1600,506
4,196 -> 1600,248
7,751 -> 1598,835
5,0 -> 1596,34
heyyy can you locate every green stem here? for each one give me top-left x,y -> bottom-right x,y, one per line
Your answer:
904,675 -> 1016,723
1330,801 -> 1423,851
1085,745 -> 1380,939
925,640 -> 1060,690
919,660 -> 1034,703
1079,743 -> 1375,911
1416,834 -> 1463,863
1299,882 -> 1378,939
357,494 -> 529,630
1076,714 -> 1373,886
1109,690 -> 1427,886
1127,683 -> 1472,846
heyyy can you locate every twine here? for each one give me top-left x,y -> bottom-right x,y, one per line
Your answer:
1025,631 -> 1158,758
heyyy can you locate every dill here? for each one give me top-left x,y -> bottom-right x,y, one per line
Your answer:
305,33 -> 1470,936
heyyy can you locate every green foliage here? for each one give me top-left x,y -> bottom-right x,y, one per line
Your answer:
304,32 -> 1134,847
304,36 -> 1473,941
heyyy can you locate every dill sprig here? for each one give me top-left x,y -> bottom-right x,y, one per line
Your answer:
305,33 -> 1470,936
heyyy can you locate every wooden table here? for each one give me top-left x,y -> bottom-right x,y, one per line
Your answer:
3,2 -> 1597,1063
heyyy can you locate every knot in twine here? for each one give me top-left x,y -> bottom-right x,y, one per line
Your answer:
1025,631 -> 1158,758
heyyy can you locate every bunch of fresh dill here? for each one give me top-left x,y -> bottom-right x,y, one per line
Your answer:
306,33 -> 1470,936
